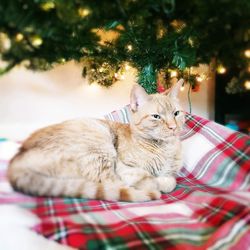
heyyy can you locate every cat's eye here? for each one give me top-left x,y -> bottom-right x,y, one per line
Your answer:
151,114 -> 161,119
174,111 -> 180,116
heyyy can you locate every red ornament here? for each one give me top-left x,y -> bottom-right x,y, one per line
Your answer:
157,80 -> 166,93
192,84 -> 200,92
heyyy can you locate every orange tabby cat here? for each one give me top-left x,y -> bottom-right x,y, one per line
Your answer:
8,79 -> 185,202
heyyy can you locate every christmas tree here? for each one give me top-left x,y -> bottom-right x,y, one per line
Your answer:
0,0 -> 249,93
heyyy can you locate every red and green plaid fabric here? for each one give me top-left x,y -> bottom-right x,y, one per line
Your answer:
0,107 -> 250,249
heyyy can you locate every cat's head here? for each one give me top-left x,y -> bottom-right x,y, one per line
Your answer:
130,79 -> 185,141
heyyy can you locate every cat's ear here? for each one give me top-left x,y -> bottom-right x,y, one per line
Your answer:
166,78 -> 184,98
130,84 -> 150,112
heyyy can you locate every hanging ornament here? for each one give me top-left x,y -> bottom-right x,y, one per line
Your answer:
156,19 -> 167,39
171,20 -> 186,33
157,80 -> 166,93
192,84 -> 200,92
156,70 -> 172,93
92,28 -> 120,46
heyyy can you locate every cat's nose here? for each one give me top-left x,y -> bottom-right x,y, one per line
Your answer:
167,123 -> 177,130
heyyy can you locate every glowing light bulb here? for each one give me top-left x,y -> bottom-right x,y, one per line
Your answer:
244,49 -> 250,58
124,63 -> 131,71
31,35 -> 43,47
59,58 -> 66,63
127,44 -> 133,51
180,86 -> 185,91
40,1 -> 55,11
196,76 -> 203,82
15,33 -> 24,42
78,8 -> 90,18
244,80 -> 250,90
0,32 -> 11,50
170,70 -> 178,78
217,65 -> 226,74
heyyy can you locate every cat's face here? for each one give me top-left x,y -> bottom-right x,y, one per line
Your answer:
130,80 -> 185,141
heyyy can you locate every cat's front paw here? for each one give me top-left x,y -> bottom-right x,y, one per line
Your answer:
156,176 -> 176,193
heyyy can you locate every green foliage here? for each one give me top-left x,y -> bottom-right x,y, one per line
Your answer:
138,64 -> 157,94
0,0 -> 249,92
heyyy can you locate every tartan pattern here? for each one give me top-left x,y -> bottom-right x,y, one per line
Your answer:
0,107 -> 250,250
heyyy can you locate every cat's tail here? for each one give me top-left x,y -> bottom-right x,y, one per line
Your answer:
8,167 -> 161,202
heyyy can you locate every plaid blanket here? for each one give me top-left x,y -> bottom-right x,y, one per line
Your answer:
0,107 -> 249,250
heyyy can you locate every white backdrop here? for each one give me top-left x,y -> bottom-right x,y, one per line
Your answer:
0,61 -> 215,140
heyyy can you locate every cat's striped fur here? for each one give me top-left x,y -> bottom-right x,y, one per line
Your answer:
8,79 -> 185,202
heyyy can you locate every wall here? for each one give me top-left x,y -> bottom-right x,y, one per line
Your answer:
0,61 -> 215,140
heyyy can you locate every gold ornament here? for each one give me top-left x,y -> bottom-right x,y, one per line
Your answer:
171,20 -> 186,33
78,8 -> 90,18
92,28 -> 120,46
157,28 -> 165,39
40,1 -> 55,11
156,20 -> 167,39
31,35 -> 43,47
